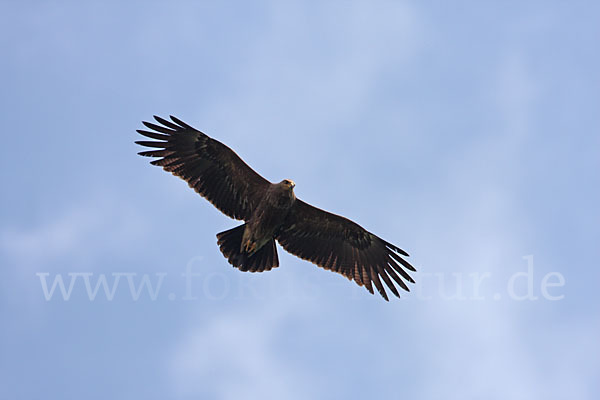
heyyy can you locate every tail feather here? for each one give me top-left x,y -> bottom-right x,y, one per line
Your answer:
216,224 -> 279,272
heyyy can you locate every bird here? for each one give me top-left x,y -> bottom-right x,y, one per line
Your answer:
136,116 -> 416,300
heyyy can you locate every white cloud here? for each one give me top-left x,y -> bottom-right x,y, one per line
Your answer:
196,1 -> 423,158
168,305 -> 316,400
1,192 -> 149,271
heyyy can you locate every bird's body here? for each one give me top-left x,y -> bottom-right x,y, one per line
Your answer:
136,116 -> 416,300
241,180 -> 295,256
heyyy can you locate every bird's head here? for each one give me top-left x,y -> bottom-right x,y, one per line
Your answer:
280,179 -> 296,191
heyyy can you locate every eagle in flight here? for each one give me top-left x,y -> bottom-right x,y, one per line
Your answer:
136,116 -> 415,300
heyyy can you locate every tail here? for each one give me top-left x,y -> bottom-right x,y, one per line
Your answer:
216,224 -> 279,272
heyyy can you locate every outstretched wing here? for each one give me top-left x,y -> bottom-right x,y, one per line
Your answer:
136,116 -> 270,220
276,199 -> 415,301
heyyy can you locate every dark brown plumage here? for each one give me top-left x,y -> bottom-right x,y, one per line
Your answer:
136,116 -> 415,300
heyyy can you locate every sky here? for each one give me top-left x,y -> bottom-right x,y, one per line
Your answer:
1,1 -> 599,399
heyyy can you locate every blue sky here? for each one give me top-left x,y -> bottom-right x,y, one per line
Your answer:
1,1 -> 599,399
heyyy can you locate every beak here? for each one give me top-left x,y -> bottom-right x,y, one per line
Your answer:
291,182 -> 295,189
